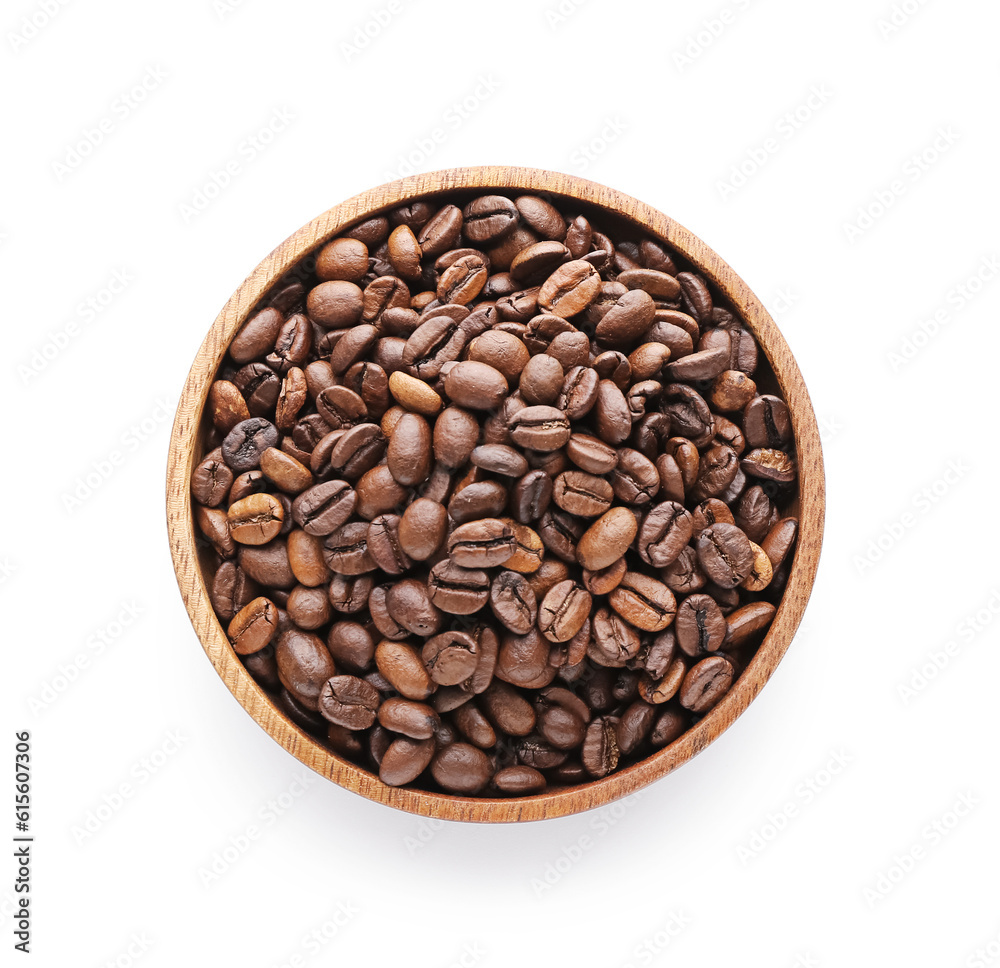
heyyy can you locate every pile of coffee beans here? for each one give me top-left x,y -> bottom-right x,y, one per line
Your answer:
191,190 -> 799,797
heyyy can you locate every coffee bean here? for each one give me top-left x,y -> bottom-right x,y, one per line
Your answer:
468,330 -> 530,381
582,557 -> 626,596
741,447 -> 797,483
427,559 -> 490,614
510,470 -> 553,523
448,480 -> 508,523
675,594 -> 727,656
385,412 -> 432,486
325,621 -> 375,673
259,447 -> 313,494
576,507 -> 638,571
553,471 -> 614,517
538,580 -> 591,643
500,519 -> 544,573
519,354 -> 564,406
222,418 -> 280,472
448,518 -> 516,568
276,629 -> 337,710
443,360 -> 508,410
538,260 -> 601,317
591,606 -> 642,666
375,639 -> 434,700
230,307 -> 284,364
761,516 -> 798,570
679,655 -> 734,712
592,380 -> 632,445
638,501 -> 693,567
608,572 -> 676,632
725,601 -> 776,647
463,195 -> 519,244
581,717 -> 619,777
238,538 -> 295,588
595,289 -> 656,347
495,628 -> 555,688
366,514 -> 412,575
354,464 -> 408,520
228,493 -> 285,545
611,448 -> 660,506
307,280 -> 364,328
509,406 -> 571,451
490,570 -> 538,635
191,452 -> 234,507
695,523 -> 755,588
292,481 -> 356,536
398,498 -> 448,561
228,597 -> 278,655
322,521 -> 375,576
431,742 -> 493,794
379,736 -> 436,786
319,675 -> 380,729
209,380 -> 252,434
326,423 -> 386,480
316,238 -> 369,282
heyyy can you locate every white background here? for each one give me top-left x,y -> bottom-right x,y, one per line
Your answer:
4,0 -> 999,965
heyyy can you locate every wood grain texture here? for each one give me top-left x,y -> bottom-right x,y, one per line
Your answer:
166,166 -> 825,823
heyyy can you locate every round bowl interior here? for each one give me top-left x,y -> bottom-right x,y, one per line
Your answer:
166,166 -> 825,823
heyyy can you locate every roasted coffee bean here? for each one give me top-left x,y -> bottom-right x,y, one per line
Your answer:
431,742 -> 493,793
222,418 -> 280,472
741,541 -> 773,592
736,485 -> 775,543
761,517 -> 798,570
191,453 -> 234,507
725,601 -> 776,647
611,448 -> 660,506
385,578 -> 442,637
228,597 -> 278,655
468,330 -> 530,380
537,509 -> 584,563
591,606 -> 642,666
552,471 -> 614,517
448,480 -> 508,523
471,444 -> 529,477
679,655 -> 734,712
696,523 -> 755,588
276,629 -> 337,711
742,448 -> 797,483
595,289 -> 656,347
385,412 -> 432,486
230,307 -> 284,363
448,518 -> 516,568
326,621 -> 375,673
375,639 -> 434,700
491,765 -> 546,795
316,237 -> 369,282
509,470 -> 553,523
711,370 -> 756,412
490,570 -> 538,634
582,557 -> 627,596
576,506 -> 638,571
616,700 -> 657,755
292,480 -> 356,536
380,736 -> 436,786
593,351 -> 632,389
509,406 -> 571,451
538,580 -> 591,643
354,464 -> 409,519
319,675 -> 380,729
638,501 -> 693,567
307,280 -> 364,328
443,360 -> 508,410
495,628 -> 555,689
566,433 -> 617,475
377,697 -> 439,739
228,493 -> 284,545
427,559 -> 490,614
433,406 -> 479,468
259,447 -> 313,494
325,423 -> 386,480
609,572 -> 676,632
239,537 -> 296,588
322,522 -> 375,576
519,353 -> 564,406
366,514 -> 412,575
581,717 -> 619,777
592,380 -> 632,444
675,594 -> 727,656
463,195 -> 519,244
209,380 -> 252,434
537,260 -> 601,317
398,498 -> 448,561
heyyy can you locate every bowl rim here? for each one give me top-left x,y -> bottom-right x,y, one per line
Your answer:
166,165 -> 825,823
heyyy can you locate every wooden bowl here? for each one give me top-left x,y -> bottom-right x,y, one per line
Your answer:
166,166 -> 825,823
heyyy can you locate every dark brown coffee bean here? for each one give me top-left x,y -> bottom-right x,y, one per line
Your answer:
383,578 -> 442,637
510,470 -> 553,523
191,453 -> 234,507
451,702 -> 497,748
211,562 -> 259,622
325,423 -> 386,480
581,717 -> 619,777
679,655 -> 734,712
695,523 -> 755,588
385,412 -> 432,486
725,601 -> 777,647
265,314 -> 313,374
616,700 -> 657,755
477,680 -> 535,736
415,204 -> 463,256
509,405 -> 571,451
591,380 -> 631,444
495,627 -> 555,688
427,559 -> 490,614
444,360 -> 508,410
552,471 -> 613,517
380,736 -> 435,786
675,594 -> 727,656
564,434 -> 616,476
403,313 -> 470,379
228,597 -> 278,655
361,276 -> 410,325
222,418 -> 279,472
316,237 -> 369,282
536,510 -> 583,563
581,558 -> 626,597
448,480 -> 508,523
491,765 -> 546,795
519,354 -> 564,406
638,501 -> 692,567
398,498 -> 448,561
307,280 -> 364,328
258,447 -> 313,495
326,621 -> 375,673
595,289 -> 656,347
610,448 -> 660,506
238,537 -> 295,589
366,514 -> 412,575
276,629 -> 336,711
327,574 -> 373,613
489,570 -> 538,634
591,606 -> 642,666
291,480 -> 356,536
676,271 -> 713,322
230,307 -> 284,364
537,580 -> 591,643
448,518 -> 516,568
377,697 -> 439,739
463,195 -> 519,244
322,522 -> 375,576
514,196 -> 565,240
316,385 -> 367,430
431,742 -> 493,793
438,253 -> 489,305
471,444 -> 529,477
354,464 -> 409,519
761,517 -> 798,570
433,406 -> 479,468
735,486 -> 775,543
319,675 -> 380,729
